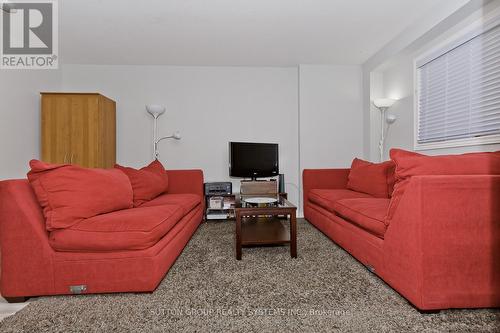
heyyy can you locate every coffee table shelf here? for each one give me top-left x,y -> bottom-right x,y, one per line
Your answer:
235,196 -> 297,260
240,217 -> 290,246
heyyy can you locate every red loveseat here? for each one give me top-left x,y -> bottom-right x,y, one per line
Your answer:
0,169 -> 204,301
303,150 -> 500,311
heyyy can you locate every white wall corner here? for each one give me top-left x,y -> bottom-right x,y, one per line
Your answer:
362,0 -> 498,160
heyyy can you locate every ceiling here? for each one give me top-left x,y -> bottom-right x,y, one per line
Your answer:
60,0 -> 459,66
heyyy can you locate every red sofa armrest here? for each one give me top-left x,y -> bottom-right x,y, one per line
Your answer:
0,180 -> 55,297
302,168 -> 350,204
166,169 -> 204,197
383,175 -> 500,310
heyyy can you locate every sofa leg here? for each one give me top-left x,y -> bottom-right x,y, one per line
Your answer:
4,296 -> 28,303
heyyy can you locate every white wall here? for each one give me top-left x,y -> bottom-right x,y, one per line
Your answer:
368,0 -> 500,158
380,57 -> 422,155
362,0 -> 476,161
369,72 -> 384,161
0,70 -> 61,179
61,64 -> 365,211
0,63 -> 365,213
299,65 -> 364,168
60,65 -> 301,206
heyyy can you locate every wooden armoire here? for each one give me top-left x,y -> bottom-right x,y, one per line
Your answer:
41,93 -> 116,168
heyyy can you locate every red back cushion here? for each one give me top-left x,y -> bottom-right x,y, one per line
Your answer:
347,158 -> 396,198
27,160 -> 133,231
391,148 -> 500,180
386,149 -> 500,222
115,160 -> 169,207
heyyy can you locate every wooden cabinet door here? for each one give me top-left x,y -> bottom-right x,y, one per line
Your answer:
69,95 -> 100,168
97,95 -> 116,168
41,95 -> 72,164
41,93 -> 116,168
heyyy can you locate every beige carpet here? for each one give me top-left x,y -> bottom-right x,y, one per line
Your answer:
0,219 -> 498,332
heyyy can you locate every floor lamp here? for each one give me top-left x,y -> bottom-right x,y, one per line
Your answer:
373,99 -> 397,162
146,105 -> 181,159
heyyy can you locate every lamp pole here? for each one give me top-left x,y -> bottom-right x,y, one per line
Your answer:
379,107 -> 387,162
152,113 -> 159,159
373,99 -> 396,162
154,132 -> 181,159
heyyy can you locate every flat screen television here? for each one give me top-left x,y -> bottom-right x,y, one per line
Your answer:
229,142 -> 279,179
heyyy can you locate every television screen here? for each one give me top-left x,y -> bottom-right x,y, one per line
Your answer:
229,142 -> 279,179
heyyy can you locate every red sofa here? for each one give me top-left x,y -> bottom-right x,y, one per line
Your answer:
0,169 -> 204,301
303,154 -> 500,310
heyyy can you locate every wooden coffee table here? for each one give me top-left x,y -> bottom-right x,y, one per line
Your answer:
235,196 -> 297,260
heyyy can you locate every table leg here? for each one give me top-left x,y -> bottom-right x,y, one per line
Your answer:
290,211 -> 297,258
236,213 -> 242,260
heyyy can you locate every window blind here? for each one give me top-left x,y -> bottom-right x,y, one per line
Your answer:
417,23 -> 500,144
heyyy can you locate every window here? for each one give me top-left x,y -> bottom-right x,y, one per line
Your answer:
415,20 -> 500,149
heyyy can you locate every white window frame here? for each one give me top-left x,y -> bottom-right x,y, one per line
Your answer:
413,13 -> 500,151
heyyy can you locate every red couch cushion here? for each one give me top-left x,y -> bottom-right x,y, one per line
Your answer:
115,160 -> 169,207
27,160 -> 133,231
141,193 -> 201,214
347,158 -> 395,198
387,149 -> 500,222
49,205 -> 184,252
391,149 -> 500,181
309,189 -> 373,213
333,198 -> 390,238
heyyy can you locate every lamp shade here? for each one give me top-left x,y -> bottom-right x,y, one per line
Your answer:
172,131 -> 181,140
146,104 -> 166,117
386,114 -> 397,124
373,98 -> 396,109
